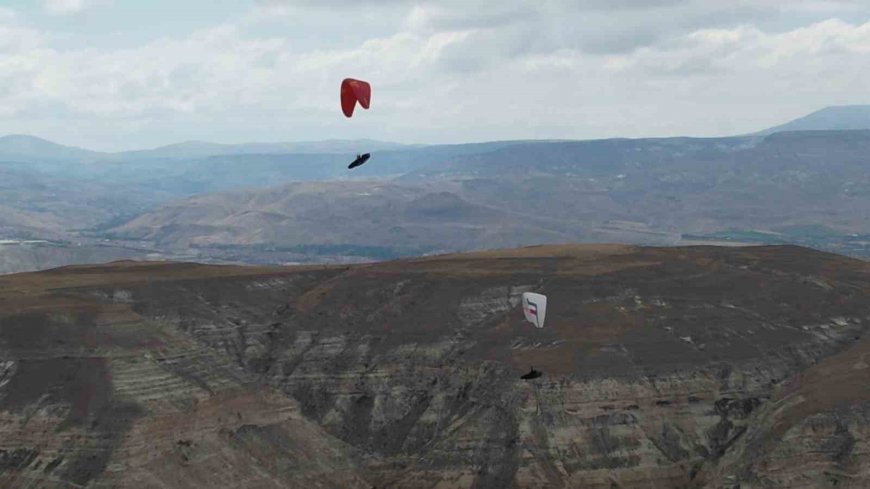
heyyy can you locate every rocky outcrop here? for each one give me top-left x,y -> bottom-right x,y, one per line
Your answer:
0,245 -> 869,487
0,263 -> 367,489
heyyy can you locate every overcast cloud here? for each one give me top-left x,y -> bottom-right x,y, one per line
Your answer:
0,0 -> 868,150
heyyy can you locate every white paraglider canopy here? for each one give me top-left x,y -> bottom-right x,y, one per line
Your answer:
522,292 -> 547,328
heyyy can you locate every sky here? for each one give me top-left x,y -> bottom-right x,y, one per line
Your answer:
1,0 -> 869,151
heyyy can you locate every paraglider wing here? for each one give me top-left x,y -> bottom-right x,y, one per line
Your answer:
340,78 -> 371,118
522,292 -> 547,328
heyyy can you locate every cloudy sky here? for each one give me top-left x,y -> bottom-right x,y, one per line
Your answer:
1,0 -> 869,151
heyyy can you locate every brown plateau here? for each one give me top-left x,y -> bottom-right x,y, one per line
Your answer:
0,244 -> 869,488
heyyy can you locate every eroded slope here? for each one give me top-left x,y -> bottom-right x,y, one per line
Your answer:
0,245 -> 869,488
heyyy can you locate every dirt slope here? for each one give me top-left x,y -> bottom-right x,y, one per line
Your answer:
0,245 -> 869,488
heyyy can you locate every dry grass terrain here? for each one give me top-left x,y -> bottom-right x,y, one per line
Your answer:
0,244 -> 869,488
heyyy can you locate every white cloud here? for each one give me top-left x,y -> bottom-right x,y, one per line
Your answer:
1,1 -> 870,149
0,7 -> 16,22
43,0 -> 111,16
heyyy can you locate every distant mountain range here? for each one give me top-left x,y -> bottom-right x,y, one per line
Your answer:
109,130 -> 870,258
0,134 -> 416,163
4,105 -> 869,162
0,134 -> 105,162
0,105 -> 869,272
116,139 -> 418,160
757,105 -> 870,134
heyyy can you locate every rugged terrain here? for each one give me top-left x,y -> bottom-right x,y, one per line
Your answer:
112,131 -> 870,259
1,244 -> 869,488
2,105 -> 870,274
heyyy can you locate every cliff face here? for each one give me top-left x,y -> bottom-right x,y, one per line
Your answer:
0,245 -> 869,488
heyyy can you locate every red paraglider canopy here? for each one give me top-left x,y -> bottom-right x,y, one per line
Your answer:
340,78 -> 371,118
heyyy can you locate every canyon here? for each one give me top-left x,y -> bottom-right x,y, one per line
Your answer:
0,244 -> 869,488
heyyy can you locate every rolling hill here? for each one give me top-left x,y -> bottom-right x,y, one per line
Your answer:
0,134 -> 106,163
107,181 -> 597,256
106,131 -> 870,261
1,105 -> 870,272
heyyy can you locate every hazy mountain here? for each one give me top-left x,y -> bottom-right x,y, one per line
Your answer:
106,130 -> 870,260
0,135 -> 556,253
760,105 -> 870,134
7,102 -> 870,165
108,181 -> 599,256
0,134 -> 105,162
87,140 -> 542,196
2,114 -> 870,267
0,135 -> 414,163
0,166 -> 164,239
0,134 -> 553,164
0,134 -> 532,197
2,245 -> 870,487
116,138 -> 415,160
